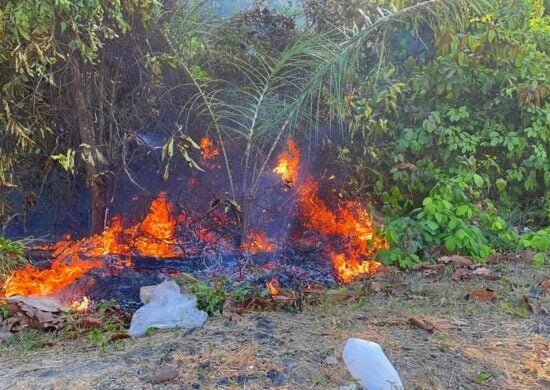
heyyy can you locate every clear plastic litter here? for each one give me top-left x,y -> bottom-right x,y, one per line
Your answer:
342,337 -> 403,390
128,280 -> 207,337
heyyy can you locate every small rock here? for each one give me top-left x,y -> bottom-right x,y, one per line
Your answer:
266,369 -> 285,386
325,356 -> 338,365
148,365 -> 179,384
281,357 -> 298,368
254,331 -> 269,340
217,377 -> 230,385
257,317 -> 274,330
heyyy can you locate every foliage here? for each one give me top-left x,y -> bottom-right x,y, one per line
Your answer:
336,0 -> 549,265
0,236 -> 28,280
518,227 -> 550,266
185,277 -> 227,316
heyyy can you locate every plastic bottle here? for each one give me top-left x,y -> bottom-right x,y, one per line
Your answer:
342,337 -> 403,390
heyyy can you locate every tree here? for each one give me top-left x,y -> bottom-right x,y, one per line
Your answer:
0,0 -> 160,232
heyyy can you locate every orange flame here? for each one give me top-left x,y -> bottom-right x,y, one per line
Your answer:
70,296 -> 90,313
273,139 -> 300,185
266,277 -> 280,296
274,143 -> 387,282
200,136 -> 220,160
297,181 -> 386,282
3,192 -> 180,297
131,192 -> 179,257
241,230 -> 276,253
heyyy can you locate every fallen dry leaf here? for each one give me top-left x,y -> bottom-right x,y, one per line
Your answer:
451,268 -> 469,282
370,281 -> 382,293
393,162 -> 416,170
110,333 -> 131,341
324,287 -> 353,303
408,317 -> 437,333
465,288 -> 497,301
471,267 -> 500,281
517,250 -> 534,263
412,262 -> 445,271
148,365 -> 179,384
539,277 -> 550,294
439,255 -> 473,267
74,317 -> 102,329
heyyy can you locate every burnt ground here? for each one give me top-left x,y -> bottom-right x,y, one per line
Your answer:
0,260 -> 548,390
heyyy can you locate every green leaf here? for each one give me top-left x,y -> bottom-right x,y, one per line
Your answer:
533,253 -> 546,267
496,178 -> 507,191
445,236 -> 456,252
456,205 -> 469,216
425,220 -> 438,231
473,174 -> 483,188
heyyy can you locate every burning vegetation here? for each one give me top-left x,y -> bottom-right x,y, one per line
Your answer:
2,139 -> 386,301
4,192 -> 180,297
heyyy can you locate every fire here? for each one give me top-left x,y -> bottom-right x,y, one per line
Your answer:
199,136 -> 220,160
3,192 -> 180,297
266,277 -> 280,296
296,180 -> 386,282
273,139 -> 300,185
241,230 -> 276,253
131,192 -> 179,257
70,296 -> 90,313
274,143 -> 387,282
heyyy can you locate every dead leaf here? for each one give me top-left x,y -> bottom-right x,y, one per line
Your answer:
74,317 -> 102,329
370,281 -> 382,293
412,262 -> 445,271
222,297 -> 244,321
438,255 -> 473,267
324,288 -> 353,303
517,250 -> 534,263
465,288 -> 496,301
393,162 -> 416,170
485,253 -> 512,264
408,317 -> 436,333
148,365 -> 179,383
5,296 -> 68,331
451,268 -> 469,282
7,296 -> 69,313
110,333 -> 131,341
539,277 -> 550,294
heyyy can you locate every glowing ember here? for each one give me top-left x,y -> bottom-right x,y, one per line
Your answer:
3,192 -> 180,297
70,296 -> 90,313
266,278 -> 280,296
273,139 -> 300,185
241,230 -> 276,253
199,136 -> 220,160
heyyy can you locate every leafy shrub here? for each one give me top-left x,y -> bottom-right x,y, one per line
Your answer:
338,1 -> 549,265
0,236 -> 28,280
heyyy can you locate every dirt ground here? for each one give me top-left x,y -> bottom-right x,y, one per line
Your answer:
0,260 -> 548,390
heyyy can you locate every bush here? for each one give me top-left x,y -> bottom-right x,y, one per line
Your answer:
338,1 -> 549,265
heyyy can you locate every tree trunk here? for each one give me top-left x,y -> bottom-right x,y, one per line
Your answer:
71,56 -> 107,234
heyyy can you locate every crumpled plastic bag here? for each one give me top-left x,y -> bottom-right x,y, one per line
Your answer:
128,280 -> 207,337
342,337 -> 403,390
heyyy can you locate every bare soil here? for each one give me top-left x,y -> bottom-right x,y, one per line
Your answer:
1,261 -> 548,390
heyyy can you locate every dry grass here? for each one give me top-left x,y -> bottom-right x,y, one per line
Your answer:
0,261 -> 548,389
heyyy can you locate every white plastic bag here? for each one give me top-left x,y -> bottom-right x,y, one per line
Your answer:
342,338 -> 403,390
128,280 -> 207,337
